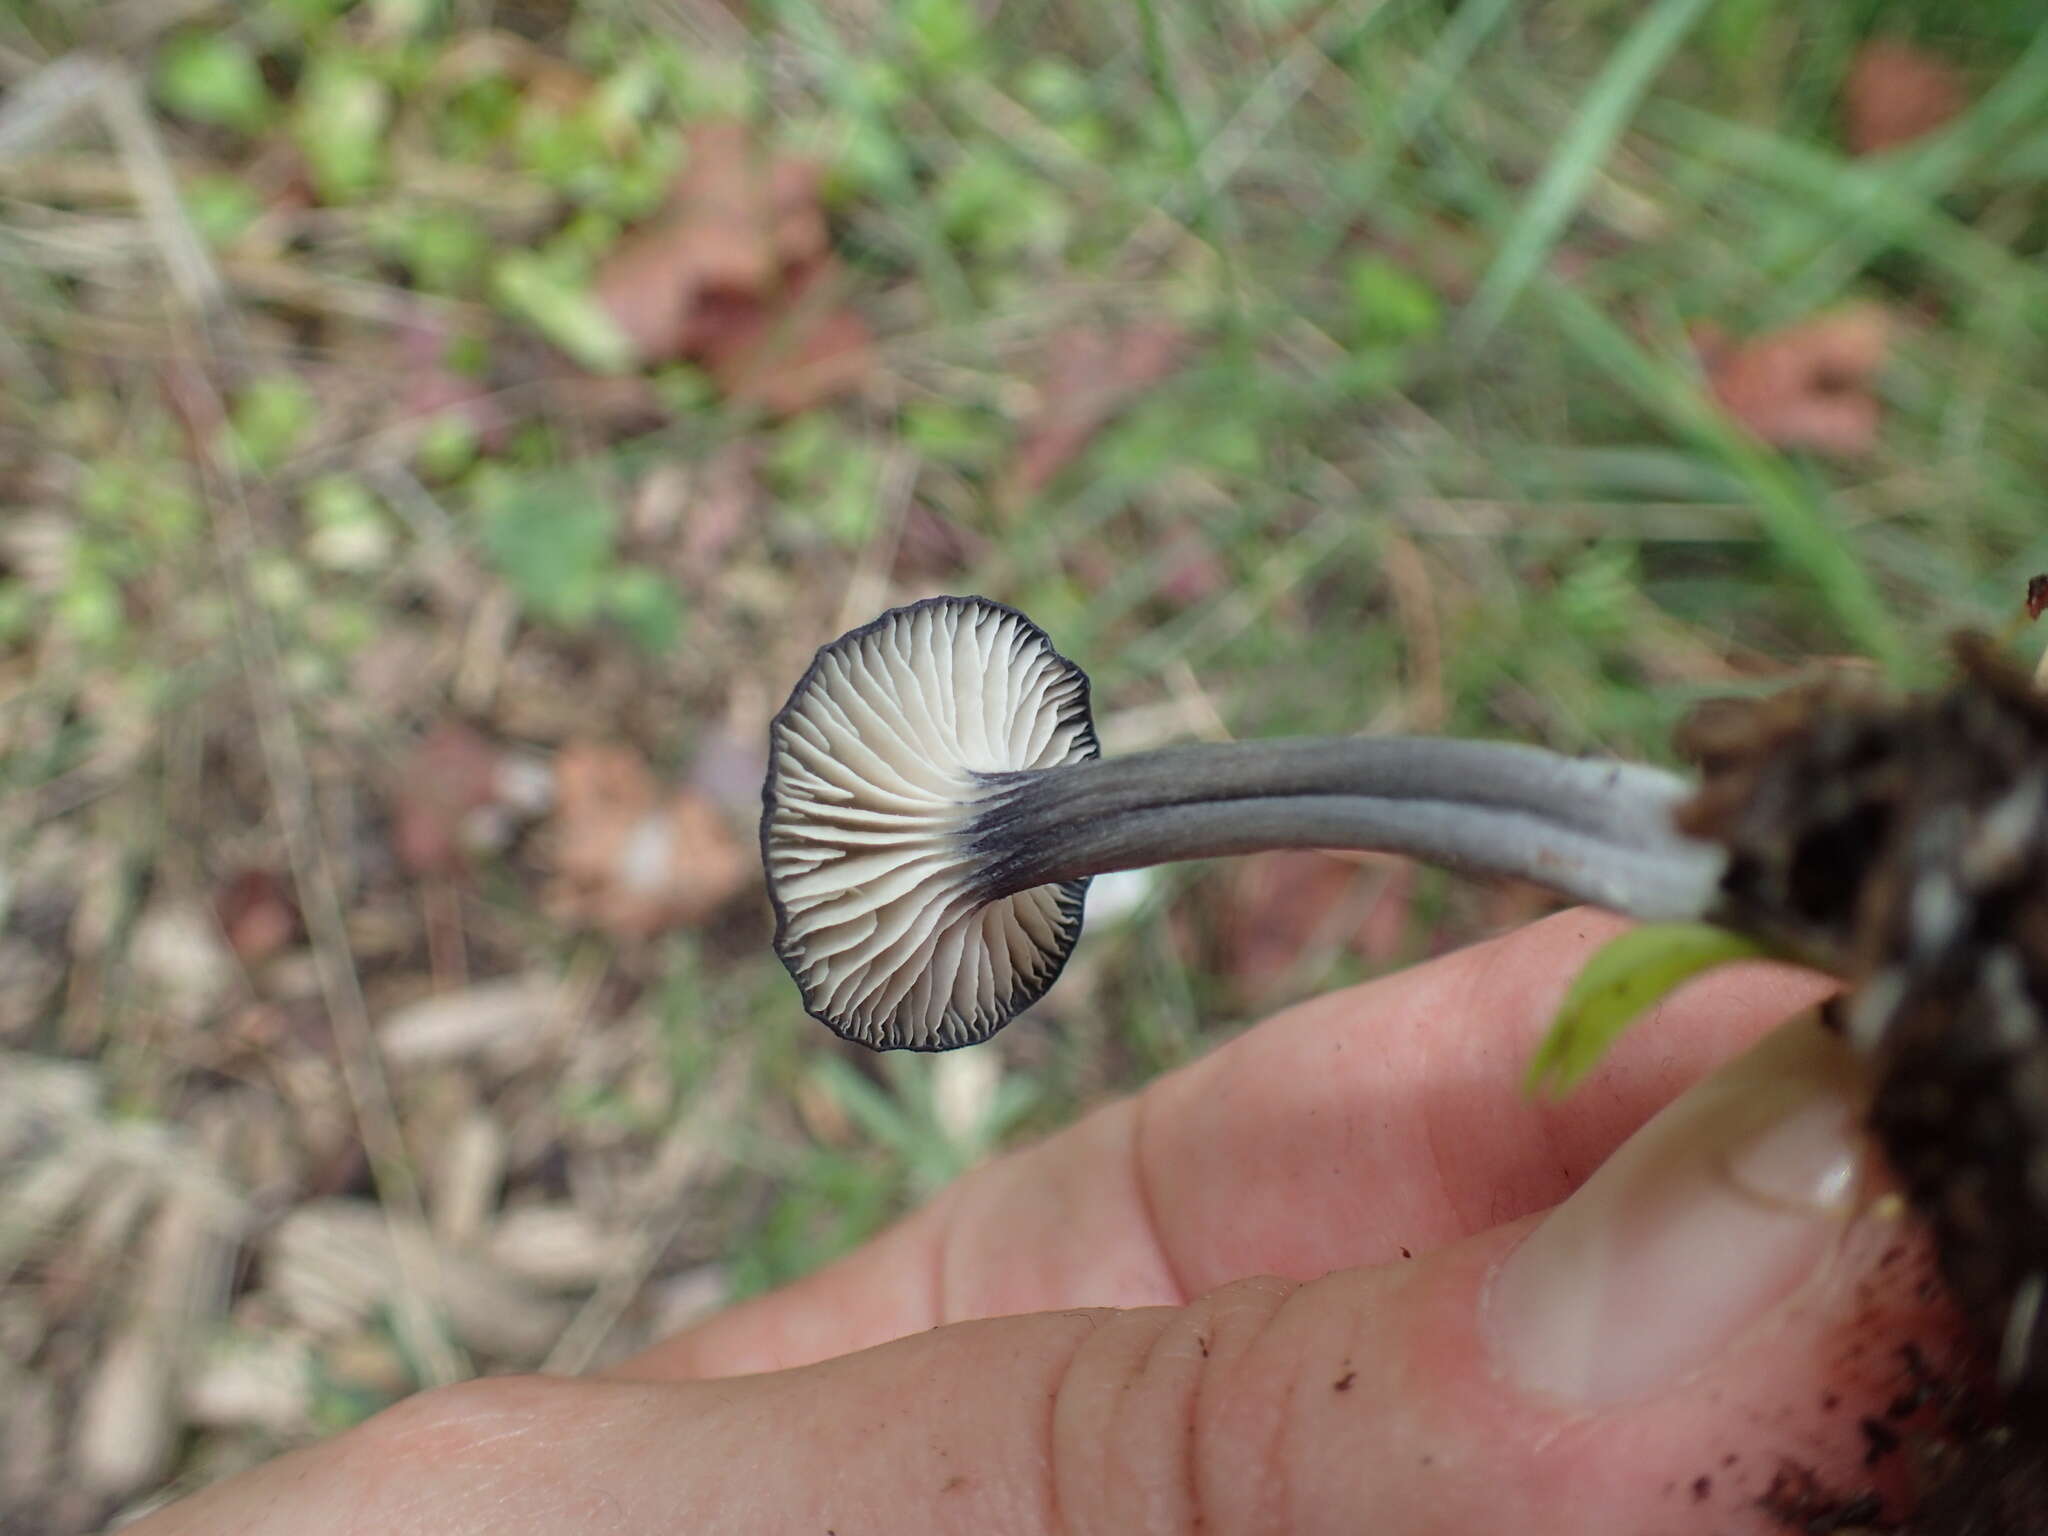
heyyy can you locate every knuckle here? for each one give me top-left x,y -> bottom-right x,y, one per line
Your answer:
1049,1276 -> 1298,1536
352,1373 -> 561,1455
325,1374 -> 571,1518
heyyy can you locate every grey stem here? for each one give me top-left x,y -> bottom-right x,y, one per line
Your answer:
968,738 -> 1727,922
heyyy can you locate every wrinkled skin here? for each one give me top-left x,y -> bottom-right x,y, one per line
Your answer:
132,910 -> 1958,1535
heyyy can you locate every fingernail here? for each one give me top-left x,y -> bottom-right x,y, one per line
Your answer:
1485,1015 -> 1868,1407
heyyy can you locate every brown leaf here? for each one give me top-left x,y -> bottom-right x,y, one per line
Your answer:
546,742 -> 750,938
1697,307 -> 1890,457
592,122 -> 868,412
768,156 -> 831,271
594,122 -> 769,359
693,258 -> 876,416
391,723 -> 505,877
593,231 -> 705,365
214,869 -> 301,966
1843,39 -> 1966,156
1000,323 -> 1187,501
670,119 -> 786,294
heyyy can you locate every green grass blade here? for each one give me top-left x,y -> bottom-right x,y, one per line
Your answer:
1293,0 -> 1518,280
1642,100 -> 2048,323
1539,283 -> 1911,675
1767,26 -> 2048,318
1463,0 -> 1715,345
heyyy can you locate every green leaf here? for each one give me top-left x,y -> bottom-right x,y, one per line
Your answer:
154,31 -> 272,135
1343,257 -> 1442,345
1015,58 -> 1090,121
475,475 -> 618,627
302,474 -> 392,572
1526,924 -> 1772,1097
603,566 -> 684,655
292,55 -> 391,201
414,414 -> 479,480
902,400 -> 1001,469
490,254 -> 636,374
934,147 -> 1069,257
57,568 -> 124,650
224,375 -> 316,472
370,208 -> 488,293
182,173 -> 263,247
901,0 -> 982,69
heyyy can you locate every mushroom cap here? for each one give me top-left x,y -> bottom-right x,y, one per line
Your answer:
761,595 -> 1100,1049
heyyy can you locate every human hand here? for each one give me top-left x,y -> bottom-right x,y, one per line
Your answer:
130,909 -> 1955,1534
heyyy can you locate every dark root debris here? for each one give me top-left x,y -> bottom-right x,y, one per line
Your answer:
1679,635 -> 2048,1533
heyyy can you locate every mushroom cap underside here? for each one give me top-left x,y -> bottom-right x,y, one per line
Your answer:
761,595 -> 1099,1049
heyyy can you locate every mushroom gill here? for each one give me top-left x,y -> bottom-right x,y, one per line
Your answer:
762,596 -> 1099,1049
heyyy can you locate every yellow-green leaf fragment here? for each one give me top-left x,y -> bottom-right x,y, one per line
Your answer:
491,255 -> 636,375
1526,923 -> 1770,1098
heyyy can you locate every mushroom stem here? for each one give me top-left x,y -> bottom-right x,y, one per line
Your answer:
969,738 -> 1725,921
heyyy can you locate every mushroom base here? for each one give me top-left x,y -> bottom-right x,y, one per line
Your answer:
1679,636 -> 2048,1533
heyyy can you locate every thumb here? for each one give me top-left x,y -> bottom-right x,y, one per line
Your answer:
134,1019 -> 1956,1536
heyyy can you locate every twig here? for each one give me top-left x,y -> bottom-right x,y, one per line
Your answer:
0,53 -> 112,161
220,256 -> 486,327
830,445 -> 917,640
162,359 -> 467,1389
92,64 -> 223,316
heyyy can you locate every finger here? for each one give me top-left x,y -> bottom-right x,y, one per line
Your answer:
624,909 -> 1831,1377
1129,907 -> 1833,1294
135,1019 -> 1961,1536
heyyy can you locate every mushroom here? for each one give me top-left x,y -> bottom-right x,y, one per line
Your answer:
763,595 -> 1726,1050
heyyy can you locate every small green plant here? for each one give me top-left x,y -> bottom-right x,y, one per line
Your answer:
933,146 -> 1071,260
725,1148 -> 903,1299
808,1054 -> 1042,1195
369,208 -> 491,294
471,469 -> 684,654
224,376 -> 318,473
490,253 -> 636,374
292,53 -> 393,201
767,417 -> 888,548
154,30 -> 274,135
301,475 -> 394,574
182,174 -> 265,247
